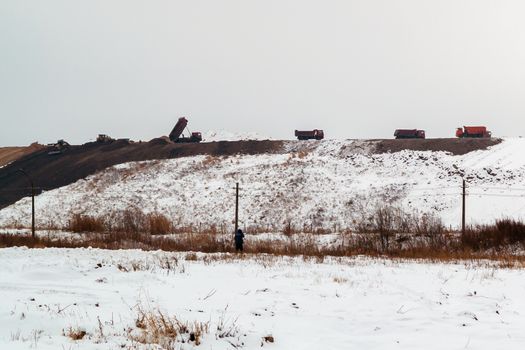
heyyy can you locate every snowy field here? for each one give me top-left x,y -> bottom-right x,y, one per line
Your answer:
1,247 -> 525,349
2,138 -> 525,231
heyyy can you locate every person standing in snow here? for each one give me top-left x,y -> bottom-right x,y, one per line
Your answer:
234,229 -> 245,252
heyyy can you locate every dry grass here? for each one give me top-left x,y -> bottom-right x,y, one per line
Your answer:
3,229 -> 525,266
132,307 -> 209,347
201,155 -> 221,167
4,211 -> 525,265
64,327 -> 87,340
68,214 -> 105,233
461,219 -> 525,250
67,210 -> 173,235
185,252 -> 198,261
147,213 -> 172,235
332,276 -> 348,284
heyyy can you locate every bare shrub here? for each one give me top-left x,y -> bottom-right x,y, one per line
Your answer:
115,208 -> 147,233
414,212 -> 445,247
148,213 -> 172,235
373,206 -> 397,251
282,219 -> 296,236
68,214 -> 105,233
461,219 -> 525,250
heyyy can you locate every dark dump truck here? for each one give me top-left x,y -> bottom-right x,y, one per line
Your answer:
456,126 -> 491,138
294,129 -> 324,140
169,117 -> 202,143
394,129 -> 426,139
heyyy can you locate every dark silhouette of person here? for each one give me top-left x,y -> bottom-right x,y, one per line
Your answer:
234,229 -> 245,252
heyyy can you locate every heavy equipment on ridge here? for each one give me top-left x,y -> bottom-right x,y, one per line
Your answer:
456,126 -> 491,138
294,129 -> 324,140
169,117 -> 202,143
394,129 -> 426,139
96,134 -> 114,143
47,139 -> 70,155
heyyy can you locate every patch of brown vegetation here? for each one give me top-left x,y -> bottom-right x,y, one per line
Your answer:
3,206 -> 525,265
69,214 -> 105,233
64,327 -> 87,340
132,307 -> 209,347
67,210 -> 173,235
2,226 -> 525,266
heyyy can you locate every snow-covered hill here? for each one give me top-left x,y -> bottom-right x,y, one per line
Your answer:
2,138 -> 525,231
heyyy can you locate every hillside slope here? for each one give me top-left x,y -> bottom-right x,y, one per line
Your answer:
0,139 -> 283,209
0,143 -> 43,168
0,138 -> 521,231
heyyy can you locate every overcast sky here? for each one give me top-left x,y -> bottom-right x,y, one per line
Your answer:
1,0 -> 525,146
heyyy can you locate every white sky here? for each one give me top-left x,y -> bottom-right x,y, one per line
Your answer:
1,0 -> 525,145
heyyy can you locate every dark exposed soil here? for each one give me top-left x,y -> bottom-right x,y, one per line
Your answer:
0,137 -> 501,209
0,143 -> 44,167
373,138 -> 501,155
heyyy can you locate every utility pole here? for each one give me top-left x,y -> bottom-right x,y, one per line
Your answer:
18,169 -> 35,238
234,182 -> 239,234
462,179 -> 466,235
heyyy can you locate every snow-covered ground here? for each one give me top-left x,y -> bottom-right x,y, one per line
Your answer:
202,130 -> 273,142
0,248 -> 524,350
2,138 -> 525,230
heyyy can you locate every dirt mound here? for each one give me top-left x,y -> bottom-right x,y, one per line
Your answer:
0,143 -> 44,168
373,138 -> 501,155
0,139 -> 283,209
0,137 -> 500,209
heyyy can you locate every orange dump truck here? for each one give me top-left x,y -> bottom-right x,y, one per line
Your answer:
456,126 -> 491,138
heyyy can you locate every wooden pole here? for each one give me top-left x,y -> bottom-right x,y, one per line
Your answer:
235,182 -> 239,234
18,169 -> 35,238
31,185 -> 35,238
462,179 -> 466,235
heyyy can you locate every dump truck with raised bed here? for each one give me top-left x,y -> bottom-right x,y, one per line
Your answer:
456,126 -> 491,138
294,129 -> 324,140
169,117 -> 202,143
394,129 -> 426,139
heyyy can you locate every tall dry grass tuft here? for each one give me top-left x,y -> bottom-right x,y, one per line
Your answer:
461,218 -> 525,250
66,209 -> 173,235
132,306 -> 209,347
68,214 -> 105,233
147,213 -> 172,235
64,327 -> 87,340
